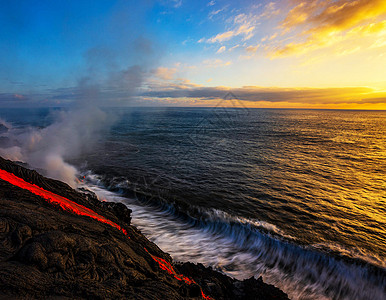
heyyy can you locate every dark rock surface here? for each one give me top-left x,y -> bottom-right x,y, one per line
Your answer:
0,156 -> 289,299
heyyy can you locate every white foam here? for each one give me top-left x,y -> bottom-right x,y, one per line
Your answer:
80,179 -> 386,300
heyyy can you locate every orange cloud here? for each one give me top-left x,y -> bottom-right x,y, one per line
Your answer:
245,45 -> 260,53
207,30 -> 236,43
154,67 -> 177,80
271,0 -> 386,56
216,46 -> 226,54
142,85 -> 386,108
308,0 -> 386,33
202,58 -> 232,67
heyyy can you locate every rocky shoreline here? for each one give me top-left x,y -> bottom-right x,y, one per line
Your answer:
0,156 -> 289,299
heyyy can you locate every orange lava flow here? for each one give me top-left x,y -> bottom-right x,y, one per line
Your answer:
0,168 -> 212,299
0,169 -> 129,237
144,248 -> 213,299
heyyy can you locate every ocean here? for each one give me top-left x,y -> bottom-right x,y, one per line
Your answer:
0,107 -> 385,300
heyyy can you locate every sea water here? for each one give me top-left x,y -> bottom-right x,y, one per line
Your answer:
1,107 -> 385,299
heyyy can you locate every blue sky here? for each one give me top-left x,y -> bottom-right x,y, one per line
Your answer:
1,1 -> 147,88
1,0 -> 386,109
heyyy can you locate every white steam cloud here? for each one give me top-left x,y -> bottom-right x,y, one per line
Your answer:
0,59 -> 149,187
0,103 -> 115,187
0,1 -> 157,188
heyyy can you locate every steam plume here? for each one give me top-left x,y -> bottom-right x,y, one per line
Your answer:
0,59 -> 148,187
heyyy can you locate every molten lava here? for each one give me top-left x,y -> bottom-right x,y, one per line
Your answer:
144,248 -> 212,299
0,168 -> 212,299
0,169 -> 129,236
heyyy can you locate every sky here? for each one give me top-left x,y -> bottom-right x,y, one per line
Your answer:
0,0 -> 386,109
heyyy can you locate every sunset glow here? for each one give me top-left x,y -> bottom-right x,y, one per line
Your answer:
0,0 -> 385,109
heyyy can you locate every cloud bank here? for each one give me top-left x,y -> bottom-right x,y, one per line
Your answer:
142,85 -> 386,105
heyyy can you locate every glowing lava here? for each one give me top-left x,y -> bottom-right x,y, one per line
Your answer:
144,248 -> 212,299
0,168 -> 212,299
0,169 -> 129,236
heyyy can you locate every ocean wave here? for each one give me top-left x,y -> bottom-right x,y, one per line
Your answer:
79,173 -> 386,300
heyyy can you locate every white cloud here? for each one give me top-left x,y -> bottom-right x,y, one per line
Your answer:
216,46 -> 226,53
173,0 -> 182,8
207,30 -> 235,43
268,33 -> 278,41
202,58 -> 232,67
234,14 -> 247,24
208,5 -> 228,20
258,2 -> 280,19
202,10 -> 256,44
229,44 -> 240,51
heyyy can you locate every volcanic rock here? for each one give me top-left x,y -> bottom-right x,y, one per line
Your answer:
0,156 -> 289,299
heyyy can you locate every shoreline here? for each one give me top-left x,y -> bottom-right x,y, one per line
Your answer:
0,156 -> 288,299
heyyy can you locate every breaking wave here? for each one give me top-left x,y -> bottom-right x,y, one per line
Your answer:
80,173 -> 386,300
